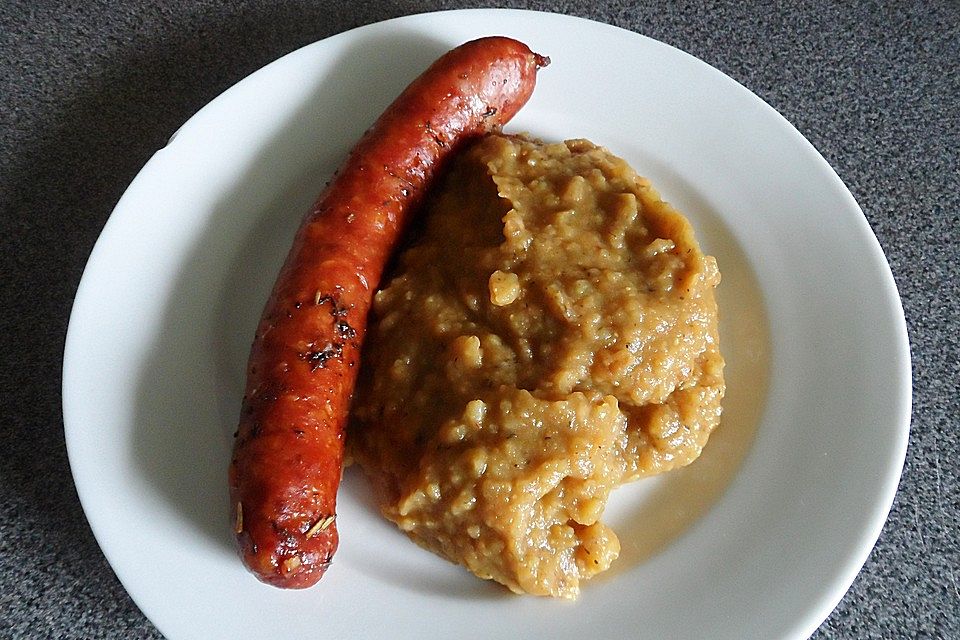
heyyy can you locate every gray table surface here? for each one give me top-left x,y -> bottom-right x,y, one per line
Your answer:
2,1 -> 957,638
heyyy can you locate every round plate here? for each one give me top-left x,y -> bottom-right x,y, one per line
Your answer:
63,9 -> 910,640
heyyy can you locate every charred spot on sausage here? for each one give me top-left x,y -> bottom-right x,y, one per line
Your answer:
425,122 -> 446,147
301,342 -> 343,371
336,319 -> 356,340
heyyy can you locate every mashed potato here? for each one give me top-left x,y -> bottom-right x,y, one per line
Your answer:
350,134 -> 724,598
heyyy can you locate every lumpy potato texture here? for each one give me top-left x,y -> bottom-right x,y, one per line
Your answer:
350,134 -> 724,598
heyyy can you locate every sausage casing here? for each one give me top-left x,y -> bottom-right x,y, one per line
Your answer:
228,36 -> 548,588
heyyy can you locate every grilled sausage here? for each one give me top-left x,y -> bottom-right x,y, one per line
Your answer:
229,36 -> 549,588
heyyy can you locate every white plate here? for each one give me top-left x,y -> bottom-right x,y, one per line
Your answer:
63,9 -> 911,640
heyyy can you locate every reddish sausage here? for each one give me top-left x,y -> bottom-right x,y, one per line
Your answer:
229,36 -> 548,589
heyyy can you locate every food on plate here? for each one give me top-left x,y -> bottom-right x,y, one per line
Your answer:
350,133 -> 724,598
229,37 -> 549,589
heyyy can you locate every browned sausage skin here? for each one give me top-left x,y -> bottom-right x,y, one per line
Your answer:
229,37 -> 548,589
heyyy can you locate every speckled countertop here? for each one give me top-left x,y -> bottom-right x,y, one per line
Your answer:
1,1 -> 957,638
